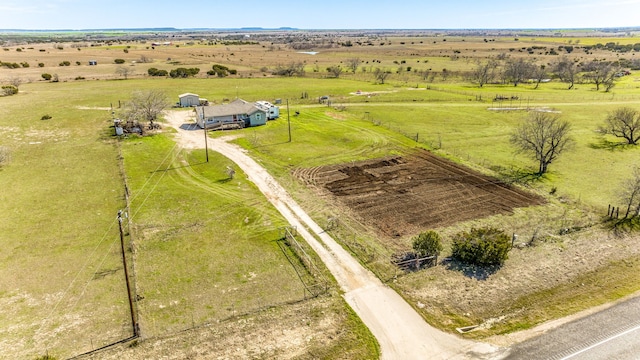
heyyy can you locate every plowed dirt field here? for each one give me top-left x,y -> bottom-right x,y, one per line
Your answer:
294,150 -> 545,237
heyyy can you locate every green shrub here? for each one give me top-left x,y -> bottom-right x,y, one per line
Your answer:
451,227 -> 511,266
169,67 -> 199,78
0,61 -> 20,68
2,85 -> 18,96
41,114 -> 52,120
207,64 -> 233,77
412,230 -> 443,258
58,61 -> 70,66
41,73 -> 52,81
114,58 -> 126,64
38,62 -> 44,67
147,67 -> 168,76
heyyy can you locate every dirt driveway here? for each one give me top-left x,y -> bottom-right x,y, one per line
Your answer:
164,110 -> 498,359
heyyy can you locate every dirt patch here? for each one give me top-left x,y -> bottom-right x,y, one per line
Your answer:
82,297 -> 368,360
325,111 -> 348,121
294,150 -> 544,238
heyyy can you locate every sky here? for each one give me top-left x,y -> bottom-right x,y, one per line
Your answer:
0,0 -> 639,30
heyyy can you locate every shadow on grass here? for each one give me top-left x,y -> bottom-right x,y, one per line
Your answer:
249,140 -> 293,150
444,259 -> 502,281
490,166 -> 543,186
588,138 -> 634,151
151,161 -> 208,173
605,216 -> 640,236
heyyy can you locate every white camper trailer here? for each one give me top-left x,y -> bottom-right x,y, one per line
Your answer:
255,101 -> 280,120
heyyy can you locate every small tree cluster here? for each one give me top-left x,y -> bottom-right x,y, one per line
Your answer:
207,64 -> 236,77
58,61 -> 70,66
326,65 -> 343,78
114,58 -> 126,64
272,62 -> 305,77
582,60 -> 618,92
0,61 -> 20,69
451,227 -> 512,266
147,68 -> 168,76
169,67 -> 199,78
1,85 -> 18,96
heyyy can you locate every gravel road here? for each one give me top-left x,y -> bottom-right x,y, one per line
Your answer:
165,110 -> 497,360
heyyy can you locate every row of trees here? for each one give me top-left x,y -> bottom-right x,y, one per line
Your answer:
472,57 -> 623,91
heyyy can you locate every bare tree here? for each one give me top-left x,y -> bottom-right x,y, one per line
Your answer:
552,57 -> 578,90
326,65 -> 343,78
503,58 -> 536,87
599,107 -> 640,145
373,68 -> 391,84
122,90 -> 170,128
138,55 -> 153,63
603,70 -> 619,92
440,68 -> 449,82
346,58 -> 360,73
419,69 -> 431,81
582,60 -> 617,91
116,66 -> 134,80
510,112 -> 573,175
620,167 -> 640,218
471,59 -> 497,87
273,62 -> 305,77
532,65 -> 547,90
8,76 -> 22,89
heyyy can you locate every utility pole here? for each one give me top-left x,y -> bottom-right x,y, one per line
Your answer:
118,210 -> 138,337
287,99 -> 291,143
201,107 -> 209,162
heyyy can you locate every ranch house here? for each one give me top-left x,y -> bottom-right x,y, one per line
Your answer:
194,99 -> 267,130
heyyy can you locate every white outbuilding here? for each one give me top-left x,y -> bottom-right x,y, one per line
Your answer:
178,93 -> 200,107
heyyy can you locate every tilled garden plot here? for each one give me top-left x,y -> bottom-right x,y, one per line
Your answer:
294,150 -> 545,237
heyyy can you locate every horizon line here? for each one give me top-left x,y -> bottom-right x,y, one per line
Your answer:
1,26 -> 640,33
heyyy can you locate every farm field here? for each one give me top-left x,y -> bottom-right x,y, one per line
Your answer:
1,29 -> 640,358
293,150 -> 545,238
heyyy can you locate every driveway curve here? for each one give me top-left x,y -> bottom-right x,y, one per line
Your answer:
165,110 -> 497,360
